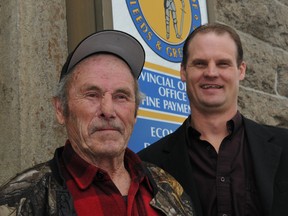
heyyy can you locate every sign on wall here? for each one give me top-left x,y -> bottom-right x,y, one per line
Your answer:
111,0 -> 208,152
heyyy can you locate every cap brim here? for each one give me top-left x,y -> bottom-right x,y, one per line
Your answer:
62,30 -> 145,80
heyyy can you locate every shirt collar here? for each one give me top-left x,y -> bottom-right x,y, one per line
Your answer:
227,111 -> 243,137
186,111 -> 243,137
61,141 -> 98,190
61,141 -> 150,190
124,148 -> 154,192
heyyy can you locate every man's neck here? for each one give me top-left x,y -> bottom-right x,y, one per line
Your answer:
190,109 -> 237,152
73,147 -> 132,195
90,155 -> 132,195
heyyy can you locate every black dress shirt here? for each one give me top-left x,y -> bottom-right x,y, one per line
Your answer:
187,112 -> 263,216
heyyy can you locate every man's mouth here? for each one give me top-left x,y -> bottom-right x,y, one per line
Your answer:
89,123 -> 122,135
98,127 -> 117,131
201,84 -> 223,89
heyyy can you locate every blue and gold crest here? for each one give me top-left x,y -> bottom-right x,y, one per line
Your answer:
126,0 -> 201,63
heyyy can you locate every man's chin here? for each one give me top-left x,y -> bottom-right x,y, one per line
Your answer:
92,146 -> 126,158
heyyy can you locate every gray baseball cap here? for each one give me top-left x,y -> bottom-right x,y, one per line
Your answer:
60,30 -> 145,81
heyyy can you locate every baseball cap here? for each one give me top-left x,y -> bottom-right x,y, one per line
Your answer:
60,30 -> 145,81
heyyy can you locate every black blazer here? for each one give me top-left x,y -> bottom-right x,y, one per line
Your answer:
138,116 -> 288,216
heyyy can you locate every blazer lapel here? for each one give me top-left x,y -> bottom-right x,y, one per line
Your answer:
161,120 -> 203,216
244,118 -> 282,214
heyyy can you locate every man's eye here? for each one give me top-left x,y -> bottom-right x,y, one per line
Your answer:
217,61 -> 231,67
193,61 -> 207,68
114,94 -> 128,100
86,92 -> 100,98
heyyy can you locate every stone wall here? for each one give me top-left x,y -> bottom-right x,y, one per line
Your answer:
215,0 -> 288,127
0,0 -> 67,184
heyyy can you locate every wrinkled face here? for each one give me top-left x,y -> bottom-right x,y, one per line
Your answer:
54,54 -> 137,159
180,32 -> 246,114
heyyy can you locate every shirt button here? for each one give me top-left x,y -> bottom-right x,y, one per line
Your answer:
220,177 -> 225,182
96,172 -> 104,179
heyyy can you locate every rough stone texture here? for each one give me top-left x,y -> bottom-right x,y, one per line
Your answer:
0,0 -> 67,184
277,64 -> 288,97
216,0 -> 288,128
0,0 -> 21,185
239,88 -> 288,128
217,0 -> 288,48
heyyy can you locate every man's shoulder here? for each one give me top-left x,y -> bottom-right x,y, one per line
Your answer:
137,133 -> 173,162
261,123 -> 288,134
243,117 -> 288,153
143,162 -> 195,215
139,119 -> 186,153
0,157 -> 69,215
144,162 -> 184,195
144,162 -> 177,182
0,161 -> 53,201
243,117 -> 288,137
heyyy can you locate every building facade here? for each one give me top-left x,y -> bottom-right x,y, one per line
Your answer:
0,0 -> 287,184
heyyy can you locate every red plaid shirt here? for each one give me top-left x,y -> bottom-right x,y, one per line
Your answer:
60,142 -> 164,216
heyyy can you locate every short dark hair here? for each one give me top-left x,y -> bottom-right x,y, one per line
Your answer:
181,23 -> 244,68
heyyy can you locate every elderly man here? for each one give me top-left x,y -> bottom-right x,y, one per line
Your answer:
0,30 -> 195,215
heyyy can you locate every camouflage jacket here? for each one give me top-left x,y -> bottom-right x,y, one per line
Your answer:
0,147 -> 195,216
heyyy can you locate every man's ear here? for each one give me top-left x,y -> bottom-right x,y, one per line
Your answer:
180,64 -> 187,82
239,61 -> 246,81
52,97 -> 65,125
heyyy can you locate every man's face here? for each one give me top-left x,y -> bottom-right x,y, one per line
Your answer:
180,32 -> 246,115
55,54 -> 137,160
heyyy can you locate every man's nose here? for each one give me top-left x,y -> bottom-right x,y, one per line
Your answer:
204,63 -> 219,77
99,94 -> 116,118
